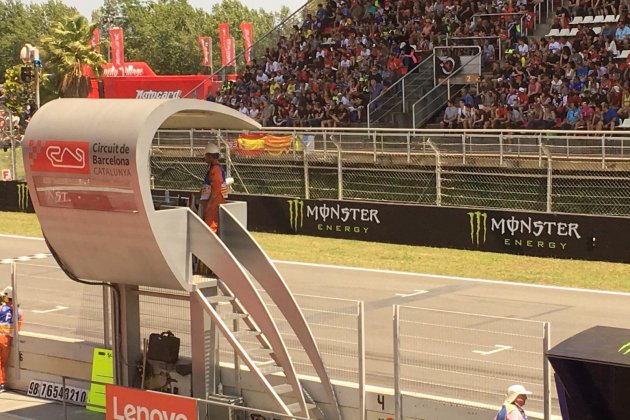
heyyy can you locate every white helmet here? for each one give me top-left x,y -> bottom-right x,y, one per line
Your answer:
205,143 -> 219,154
2,286 -> 12,300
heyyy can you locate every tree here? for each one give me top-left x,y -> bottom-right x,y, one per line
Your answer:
0,0 -> 78,84
1,64 -> 34,117
40,14 -> 105,98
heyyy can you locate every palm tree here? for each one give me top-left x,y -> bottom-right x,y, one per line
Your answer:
41,14 -> 105,98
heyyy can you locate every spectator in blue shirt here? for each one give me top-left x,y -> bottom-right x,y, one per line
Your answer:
598,102 -> 619,130
562,102 -> 581,129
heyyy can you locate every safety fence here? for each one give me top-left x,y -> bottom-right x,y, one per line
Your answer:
219,291 -> 364,385
394,305 -> 552,419
11,258 -> 561,419
151,127 -> 630,217
14,259 -> 106,345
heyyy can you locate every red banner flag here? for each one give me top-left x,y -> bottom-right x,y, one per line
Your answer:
90,28 -> 101,53
198,36 -> 213,68
218,23 -> 230,43
227,36 -> 235,66
109,27 -> 125,66
240,22 -> 253,65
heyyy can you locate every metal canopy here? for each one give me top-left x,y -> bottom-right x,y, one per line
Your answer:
23,98 -> 260,290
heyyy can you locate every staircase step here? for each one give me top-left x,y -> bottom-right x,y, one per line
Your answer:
259,364 -> 284,375
220,312 -> 248,321
244,347 -> 273,357
232,329 -> 260,338
286,402 -> 317,413
206,295 -> 234,305
273,383 -> 294,395
191,275 -> 217,288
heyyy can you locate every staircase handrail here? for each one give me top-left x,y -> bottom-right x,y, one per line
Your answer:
411,47 -> 481,128
366,53 -> 434,128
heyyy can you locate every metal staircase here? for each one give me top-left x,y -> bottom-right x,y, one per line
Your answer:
187,207 -> 341,419
411,51 -> 482,128
367,55 -> 434,128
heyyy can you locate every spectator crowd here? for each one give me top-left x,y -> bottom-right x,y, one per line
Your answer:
207,0 -> 630,131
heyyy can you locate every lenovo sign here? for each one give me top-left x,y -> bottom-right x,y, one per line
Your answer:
106,385 -> 196,420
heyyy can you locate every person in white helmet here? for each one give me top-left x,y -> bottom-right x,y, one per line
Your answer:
0,286 -> 21,392
494,384 -> 532,420
200,142 -> 227,233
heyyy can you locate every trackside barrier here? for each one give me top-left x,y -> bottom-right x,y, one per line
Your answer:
150,128 -> 630,217
393,305 -> 553,419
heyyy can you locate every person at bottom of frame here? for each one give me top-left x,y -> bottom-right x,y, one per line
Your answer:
494,384 -> 532,420
0,286 -> 22,392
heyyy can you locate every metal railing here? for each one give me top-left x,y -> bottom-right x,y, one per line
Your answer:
412,47 -> 481,128
393,306 -> 552,420
366,54 -> 435,128
151,128 -> 630,217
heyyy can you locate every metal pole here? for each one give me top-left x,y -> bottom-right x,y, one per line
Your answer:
9,110 -> 16,180
543,322 -> 551,420
601,135 -> 606,169
393,305 -> 402,420
303,147 -> 310,200
402,79 -> 406,113
337,144 -> 343,200
34,67 -> 40,110
499,132 -> 504,166
406,133 -> 411,164
189,129 -> 194,157
103,285 -> 110,349
62,376 -> 68,420
544,146 -> 552,212
462,133 -> 467,165
358,301 -> 366,420
10,262 -> 19,382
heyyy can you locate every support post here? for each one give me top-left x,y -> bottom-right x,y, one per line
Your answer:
543,322 -> 552,420
117,284 -> 141,386
393,305 -> 402,420
358,301 -> 366,420
190,282 -> 219,399
303,148 -> 310,200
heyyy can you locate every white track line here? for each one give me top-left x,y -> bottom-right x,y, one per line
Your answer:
274,259 -> 630,297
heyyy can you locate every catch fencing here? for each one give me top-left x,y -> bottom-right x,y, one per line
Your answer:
394,305 -> 552,419
151,127 -> 630,217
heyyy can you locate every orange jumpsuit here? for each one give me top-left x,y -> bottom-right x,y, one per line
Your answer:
0,304 -> 21,386
203,160 -> 226,233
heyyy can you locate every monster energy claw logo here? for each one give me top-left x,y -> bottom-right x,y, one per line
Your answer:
288,199 -> 304,232
17,183 -> 29,211
468,211 -> 488,246
619,341 -> 630,355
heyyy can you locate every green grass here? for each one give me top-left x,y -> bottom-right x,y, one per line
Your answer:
3,211 -> 630,292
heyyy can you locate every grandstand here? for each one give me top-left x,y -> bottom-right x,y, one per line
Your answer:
190,0 -> 630,132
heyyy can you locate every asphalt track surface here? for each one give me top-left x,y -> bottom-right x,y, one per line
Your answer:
1,234 -> 629,415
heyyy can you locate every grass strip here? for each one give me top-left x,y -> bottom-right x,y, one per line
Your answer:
3,212 -> 629,292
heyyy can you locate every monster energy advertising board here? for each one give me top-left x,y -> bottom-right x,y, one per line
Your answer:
230,194 -> 630,263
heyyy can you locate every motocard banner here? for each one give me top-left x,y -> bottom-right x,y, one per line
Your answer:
228,194 -> 630,263
240,22 -> 253,65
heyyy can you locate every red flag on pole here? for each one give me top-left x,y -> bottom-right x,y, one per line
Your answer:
198,36 -> 213,68
227,36 -> 235,66
218,23 -> 229,43
218,23 -> 230,67
91,28 -> 101,53
239,22 -> 253,65
109,27 -> 125,66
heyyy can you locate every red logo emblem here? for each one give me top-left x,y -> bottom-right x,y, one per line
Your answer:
28,140 -> 90,174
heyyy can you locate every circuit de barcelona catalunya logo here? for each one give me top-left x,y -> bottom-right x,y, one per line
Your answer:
288,199 -> 381,234
28,140 -> 91,174
467,210 -> 581,250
